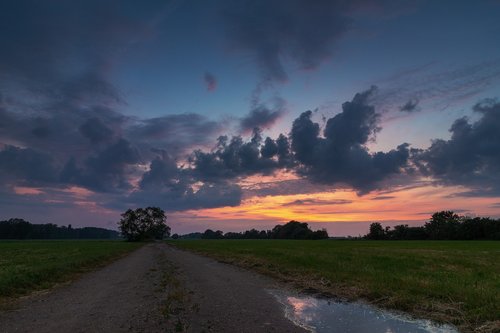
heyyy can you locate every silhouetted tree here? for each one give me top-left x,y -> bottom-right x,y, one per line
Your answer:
311,228 -> 329,240
201,229 -> 224,239
118,207 -> 170,241
425,211 -> 461,240
178,232 -> 203,239
363,211 -> 500,240
0,218 -> 119,239
269,221 -> 328,239
366,222 -> 386,240
223,231 -> 243,239
192,221 -> 328,240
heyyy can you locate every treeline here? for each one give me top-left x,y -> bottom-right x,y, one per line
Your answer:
366,211 -> 500,240
190,221 -> 329,240
0,218 -> 120,239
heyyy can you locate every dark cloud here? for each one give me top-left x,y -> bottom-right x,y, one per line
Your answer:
126,113 -> 221,156
282,198 -> 352,206
222,0 -> 352,82
258,134 -> 293,168
260,137 -> 278,159
0,0 -> 156,85
79,117 -> 114,144
371,195 -> 396,200
414,99 -> 500,196
399,98 -> 420,112
290,87 -> 410,193
0,0 -> 429,218
324,87 -> 381,146
0,145 -> 57,184
204,72 -> 217,92
242,178 -> 333,197
126,181 -> 243,212
119,152 -> 243,212
190,128 -> 287,181
222,0 -> 416,83
139,153 -> 179,191
60,139 -> 140,192
1,71 -> 229,209
0,0 -> 161,175
0,102 -> 126,164
240,99 -> 286,133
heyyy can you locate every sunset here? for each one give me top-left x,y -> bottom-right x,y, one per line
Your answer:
0,1 -> 499,332
1,1 -> 500,237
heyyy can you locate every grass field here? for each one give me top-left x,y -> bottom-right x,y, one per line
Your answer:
170,240 -> 500,332
0,240 -> 141,301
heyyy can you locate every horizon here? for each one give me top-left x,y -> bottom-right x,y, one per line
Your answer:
1,0 -> 500,237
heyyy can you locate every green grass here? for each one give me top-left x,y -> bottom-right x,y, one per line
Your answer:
0,240 -> 142,300
169,240 -> 500,331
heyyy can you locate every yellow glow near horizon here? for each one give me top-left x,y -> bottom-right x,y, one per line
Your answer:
185,183 -> 500,224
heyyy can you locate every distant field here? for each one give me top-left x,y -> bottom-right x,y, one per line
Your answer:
170,240 -> 500,331
0,240 -> 141,300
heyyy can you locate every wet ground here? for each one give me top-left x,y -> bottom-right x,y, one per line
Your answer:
271,291 -> 459,333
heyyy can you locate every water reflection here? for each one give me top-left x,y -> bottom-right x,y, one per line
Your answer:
270,291 -> 458,333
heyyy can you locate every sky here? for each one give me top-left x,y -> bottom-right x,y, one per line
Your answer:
1,0 -> 500,236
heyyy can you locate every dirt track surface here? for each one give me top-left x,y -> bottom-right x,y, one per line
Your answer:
0,243 -> 306,333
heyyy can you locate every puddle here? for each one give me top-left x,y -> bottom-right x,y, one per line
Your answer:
270,290 -> 459,333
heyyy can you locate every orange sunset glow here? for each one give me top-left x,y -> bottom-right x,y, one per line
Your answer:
170,179 -> 500,235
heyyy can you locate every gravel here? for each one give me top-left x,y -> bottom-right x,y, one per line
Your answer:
0,243 -> 306,333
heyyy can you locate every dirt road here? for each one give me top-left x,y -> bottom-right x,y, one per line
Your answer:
0,243 -> 306,333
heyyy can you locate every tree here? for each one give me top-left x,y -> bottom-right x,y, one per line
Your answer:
118,207 -> 170,241
425,211 -> 461,240
201,229 -> 224,239
366,222 -> 386,240
269,221 -> 328,239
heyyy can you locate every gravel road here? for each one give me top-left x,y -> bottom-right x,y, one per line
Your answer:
0,243 -> 306,333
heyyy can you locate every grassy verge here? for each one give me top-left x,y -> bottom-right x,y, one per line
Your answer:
0,240 -> 142,302
169,240 -> 499,332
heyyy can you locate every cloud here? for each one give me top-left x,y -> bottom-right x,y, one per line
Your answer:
0,1 -> 157,84
204,72 -> 217,91
290,87 -> 410,193
118,152 -> 243,211
414,98 -> 500,196
282,198 -> 352,206
79,117 -> 115,144
240,101 -> 286,133
242,178 -> 334,197
190,128 -> 289,182
139,152 -> 180,191
222,0 -> 353,82
399,98 -> 419,112
0,145 -> 57,184
61,139 -> 140,192
222,0 -> 416,83
371,195 -> 396,200
259,134 -> 293,166
375,60 -> 500,114
126,113 -> 221,156
0,1 -> 248,213
126,181 -> 243,212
